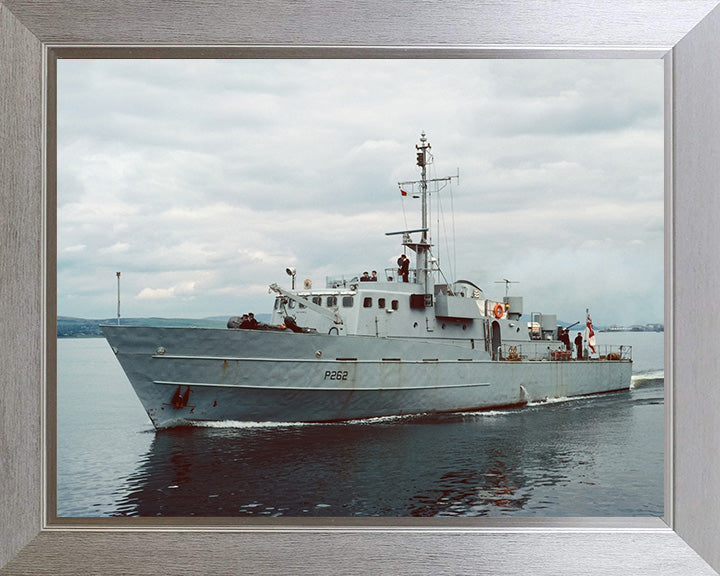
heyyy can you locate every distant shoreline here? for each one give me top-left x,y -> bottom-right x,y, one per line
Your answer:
56,315 -> 273,338
56,315 -> 663,338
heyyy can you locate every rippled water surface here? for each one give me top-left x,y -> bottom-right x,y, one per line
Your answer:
57,332 -> 663,517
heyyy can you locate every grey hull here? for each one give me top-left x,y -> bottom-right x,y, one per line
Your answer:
102,325 -> 632,429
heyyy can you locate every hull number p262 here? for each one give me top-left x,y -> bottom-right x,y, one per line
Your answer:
324,370 -> 349,381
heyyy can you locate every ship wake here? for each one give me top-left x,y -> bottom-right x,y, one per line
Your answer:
630,370 -> 664,389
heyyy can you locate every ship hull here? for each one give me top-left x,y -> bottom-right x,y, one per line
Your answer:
101,325 -> 632,429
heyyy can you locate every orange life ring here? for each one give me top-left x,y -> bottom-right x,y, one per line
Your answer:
493,303 -> 504,319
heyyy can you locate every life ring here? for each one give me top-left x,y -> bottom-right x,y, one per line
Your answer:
493,303 -> 504,319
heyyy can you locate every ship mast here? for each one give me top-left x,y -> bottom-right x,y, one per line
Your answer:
392,132 -> 459,296
416,132 -> 431,293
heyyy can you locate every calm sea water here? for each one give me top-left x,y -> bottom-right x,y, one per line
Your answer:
57,331 -> 664,518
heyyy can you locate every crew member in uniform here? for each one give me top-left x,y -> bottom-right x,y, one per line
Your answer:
574,332 -> 584,360
560,328 -> 571,350
397,254 -> 410,282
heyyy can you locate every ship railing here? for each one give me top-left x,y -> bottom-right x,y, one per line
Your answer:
326,268 -> 419,287
383,267 -> 417,283
498,343 -> 632,362
594,344 -> 633,361
326,274 -> 360,288
498,343 -> 554,362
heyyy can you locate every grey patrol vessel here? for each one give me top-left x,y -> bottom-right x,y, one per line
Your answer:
102,133 -> 632,429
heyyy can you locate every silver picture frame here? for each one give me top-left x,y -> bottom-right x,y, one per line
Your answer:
2,1 -> 720,574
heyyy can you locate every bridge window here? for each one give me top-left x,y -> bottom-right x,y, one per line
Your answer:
327,296 -> 337,307
363,297 -> 373,308
378,298 -> 386,309
312,296 -> 321,306
342,296 -> 354,307
391,300 -> 399,311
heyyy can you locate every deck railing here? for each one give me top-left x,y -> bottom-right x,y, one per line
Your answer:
326,268 -> 418,287
499,343 -> 632,362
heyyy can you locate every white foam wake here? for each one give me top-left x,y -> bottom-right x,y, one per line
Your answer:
527,396 -> 574,407
185,412 -> 423,429
630,370 -> 664,388
188,419 -> 314,429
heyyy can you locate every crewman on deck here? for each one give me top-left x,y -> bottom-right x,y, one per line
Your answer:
574,332 -> 584,359
397,254 -> 410,282
560,328 -> 571,350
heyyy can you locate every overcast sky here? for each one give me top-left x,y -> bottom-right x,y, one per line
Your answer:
57,58 -> 664,326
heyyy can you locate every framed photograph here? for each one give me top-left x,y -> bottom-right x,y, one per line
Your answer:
2,1 -> 720,574
52,57 -> 665,521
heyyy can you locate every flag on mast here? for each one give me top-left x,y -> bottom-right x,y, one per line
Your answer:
400,189 -> 408,196
585,309 -> 596,354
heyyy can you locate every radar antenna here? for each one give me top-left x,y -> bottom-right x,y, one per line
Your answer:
494,278 -> 519,297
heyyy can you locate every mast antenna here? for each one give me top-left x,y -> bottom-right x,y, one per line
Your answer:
494,278 -> 519,297
116,271 -> 121,325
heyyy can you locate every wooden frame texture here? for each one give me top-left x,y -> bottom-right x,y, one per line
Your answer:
2,1 -> 720,574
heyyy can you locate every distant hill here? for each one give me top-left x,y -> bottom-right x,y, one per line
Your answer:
57,314 -> 661,338
57,315 -> 271,338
